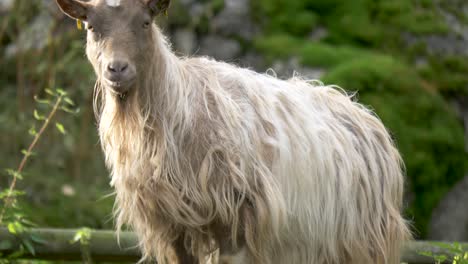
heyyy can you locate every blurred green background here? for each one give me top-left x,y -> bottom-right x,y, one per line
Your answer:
0,0 -> 467,241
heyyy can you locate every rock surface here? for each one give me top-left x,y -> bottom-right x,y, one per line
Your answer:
429,174 -> 468,241
0,0 -> 13,13
212,0 -> 257,39
198,35 -> 242,61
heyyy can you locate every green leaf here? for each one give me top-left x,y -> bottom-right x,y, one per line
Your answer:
60,106 -> 80,114
64,97 -> 75,106
21,149 -> 34,157
33,95 -> 51,105
56,88 -> 67,96
71,228 -> 92,245
30,234 -> 47,245
33,110 -> 46,121
20,218 -> 37,228
22,239 -> 35,256
5,169 -> 23,180
45,88 -> 55,96
0,189 -> 24,199
56,122 -> 66,134
7,223 -> 17,234
419,251 -> 434,257
28,125 -> 37,136
13,221 -> 25,234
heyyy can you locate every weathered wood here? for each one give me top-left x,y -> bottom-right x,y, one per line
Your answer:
0,228 -> 140,261
0,228 -> 467,263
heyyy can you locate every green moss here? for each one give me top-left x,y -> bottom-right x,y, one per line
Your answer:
254,35 -> 376,68
420,56 -> 468,96
167,0 -> 191,26
253,34 -> 303,60
300,43 -> 374,68
323,56 -> 468,236
274,12 -> 318,36
211,0 -> 225,14
251,0 -> 318,36
322,55 -> 419,93
253,0 -> 449,46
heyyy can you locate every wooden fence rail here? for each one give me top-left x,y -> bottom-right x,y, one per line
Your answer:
0,228 -> 467,263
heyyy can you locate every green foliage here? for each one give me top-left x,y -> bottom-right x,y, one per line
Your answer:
0,88 -> 82,261
420,242 -> 468,264
254,35 -> 375,67
420,56 -> 468,96
71,228 -> 92,263
252,0 -> 318,36
299,43 -> 373,68
0,0 -> 111,231
253,34 -> 302,59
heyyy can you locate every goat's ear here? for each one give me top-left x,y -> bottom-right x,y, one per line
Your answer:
145,0 -> 171,16
55,0 -> 90,20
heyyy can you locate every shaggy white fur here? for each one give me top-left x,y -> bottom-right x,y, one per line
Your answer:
92,25 -> 411,264
51,0 -> 413,262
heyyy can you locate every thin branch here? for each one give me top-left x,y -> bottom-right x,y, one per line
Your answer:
0,94 -> 64,224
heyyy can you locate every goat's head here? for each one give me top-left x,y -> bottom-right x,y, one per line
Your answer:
55,0 -> 170,98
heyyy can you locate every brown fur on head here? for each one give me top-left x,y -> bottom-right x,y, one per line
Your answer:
55,0 -> 170,100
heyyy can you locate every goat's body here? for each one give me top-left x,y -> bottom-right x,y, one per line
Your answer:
97,29 -> 409,264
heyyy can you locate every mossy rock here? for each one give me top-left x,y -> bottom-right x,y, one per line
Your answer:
420,56 -> 468,96
323,56 -> 468,236
253,34 -> 303,60
252,0 -> 448,47
254,35 -> 377,68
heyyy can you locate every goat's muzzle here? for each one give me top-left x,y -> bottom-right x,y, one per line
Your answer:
103,60 -> 136,97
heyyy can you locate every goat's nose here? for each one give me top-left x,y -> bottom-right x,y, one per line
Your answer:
107,61 -> 129,74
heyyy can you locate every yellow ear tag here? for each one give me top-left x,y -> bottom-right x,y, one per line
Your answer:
164,10 -> 168,17
77,19 -> 83,30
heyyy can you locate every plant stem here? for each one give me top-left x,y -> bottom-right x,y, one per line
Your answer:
0,95 -> 64,225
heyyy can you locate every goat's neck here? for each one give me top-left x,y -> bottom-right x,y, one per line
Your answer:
138,28 -> 190,131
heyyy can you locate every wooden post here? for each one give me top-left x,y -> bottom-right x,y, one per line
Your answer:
0,228 -> 467,263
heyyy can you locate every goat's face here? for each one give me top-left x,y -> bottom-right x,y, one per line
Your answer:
55,0 -> 170,98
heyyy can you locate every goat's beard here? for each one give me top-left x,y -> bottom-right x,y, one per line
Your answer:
105,86 -> 130,102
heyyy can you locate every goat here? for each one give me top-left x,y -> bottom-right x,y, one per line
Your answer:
55,0 -> 411,263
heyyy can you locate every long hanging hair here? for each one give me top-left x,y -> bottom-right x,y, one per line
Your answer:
94,25 -> 410,264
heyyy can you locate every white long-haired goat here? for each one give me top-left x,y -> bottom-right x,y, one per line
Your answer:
56,0 -> 411,263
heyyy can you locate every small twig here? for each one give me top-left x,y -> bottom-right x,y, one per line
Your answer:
0,94 -> 64,224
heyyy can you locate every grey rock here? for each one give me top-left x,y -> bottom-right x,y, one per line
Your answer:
0,0 -> 13,13
429,174 -> 468,241
173,28 -> 197,55
309,27 -> 328,41
198,35 -> 241,61
240,52 -> 266,70
414,57 -> 428,69
5,8 -> 54,57
403,33 -> 468,56
212,0 -> 258,39
403,4 -> 468,56
452,98 -> 468,152
188,3 -> 205,20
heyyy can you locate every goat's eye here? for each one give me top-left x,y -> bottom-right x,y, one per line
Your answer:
143,21 -> 151,28
87,25 -> 94,32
